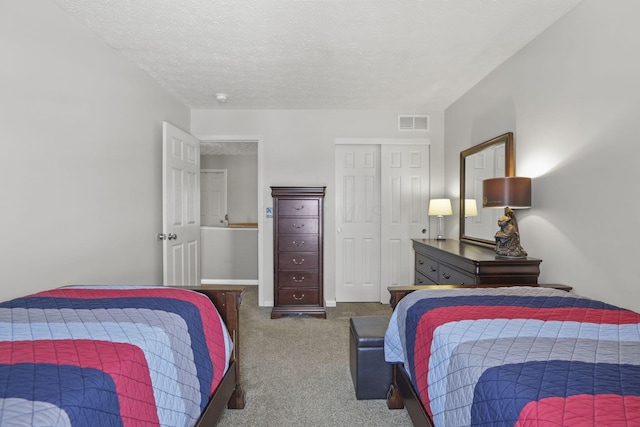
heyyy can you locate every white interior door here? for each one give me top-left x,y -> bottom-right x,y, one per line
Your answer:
162,122 -> 201,286
201,169 -> 227,227
335,145 -> 381,302
380,145 -> 430,302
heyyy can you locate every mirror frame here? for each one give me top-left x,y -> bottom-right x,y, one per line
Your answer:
459,132 -> 515,246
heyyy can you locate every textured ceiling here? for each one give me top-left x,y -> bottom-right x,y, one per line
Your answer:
51,0 -> 582,110
201,141 -> 257,156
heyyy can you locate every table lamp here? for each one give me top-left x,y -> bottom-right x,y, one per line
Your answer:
464,199 -> 478,217
482,177 -> 531,257
428,198 -> 452,241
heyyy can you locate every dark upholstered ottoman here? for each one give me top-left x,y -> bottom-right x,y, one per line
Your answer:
349,315 -> 393,400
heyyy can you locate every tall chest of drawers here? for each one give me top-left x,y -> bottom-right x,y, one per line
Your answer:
271,187 -> 326,319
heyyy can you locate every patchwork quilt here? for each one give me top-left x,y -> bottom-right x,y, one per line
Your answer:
0,286 -> 233,427
384,287 -> 640,426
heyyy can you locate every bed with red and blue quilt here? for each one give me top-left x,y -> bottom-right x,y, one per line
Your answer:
0,285 -> 245,426
384,286 -> 640,426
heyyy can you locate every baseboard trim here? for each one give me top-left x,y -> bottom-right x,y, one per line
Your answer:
326,300 -> 337,308
200,279 -> 259,285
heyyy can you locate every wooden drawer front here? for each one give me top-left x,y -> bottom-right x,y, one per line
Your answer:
416,253 -> 439,282
278,235 -> 319,252
278,199 -> 319,216
278,289 -> 320,306
278,271 -> 319,288
415,271 -> 436,285
278,253 -> 319,270
278,218 -> 319,235
438,265 -> 476,285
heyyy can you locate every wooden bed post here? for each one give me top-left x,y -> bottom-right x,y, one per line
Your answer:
387,365 -> 404,409
175,285 -> 246,412
218,287 -> 245,409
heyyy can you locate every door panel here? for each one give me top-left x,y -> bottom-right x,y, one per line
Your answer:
335,145 -> 381,302
380,145 -> 430,302
162,122 -> 201,286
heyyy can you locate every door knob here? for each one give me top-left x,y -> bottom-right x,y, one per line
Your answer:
167,233 -> 177,240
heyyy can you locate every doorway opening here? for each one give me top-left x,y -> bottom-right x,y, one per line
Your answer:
197,136 -> 265,303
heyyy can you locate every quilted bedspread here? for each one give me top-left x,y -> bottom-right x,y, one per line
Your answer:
0,286 -> 233,427
384,287 -> 640,426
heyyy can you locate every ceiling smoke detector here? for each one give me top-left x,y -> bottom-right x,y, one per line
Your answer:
215,93 -> 228,103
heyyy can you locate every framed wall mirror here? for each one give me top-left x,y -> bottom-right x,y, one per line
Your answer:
459,132 -> 515,246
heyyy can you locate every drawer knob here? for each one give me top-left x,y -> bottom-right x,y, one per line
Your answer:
292,258 -> 305,265
293,276 -> 305,282
418,260 -> 424,265
292,293 -> 305,300
293,205 -> 305,210
292,223 -> 305,229
292,240 -> 305,247
430,266 -> 436,272
442,272 -> 451,279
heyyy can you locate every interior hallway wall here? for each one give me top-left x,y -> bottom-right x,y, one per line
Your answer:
201,155 -> 258,224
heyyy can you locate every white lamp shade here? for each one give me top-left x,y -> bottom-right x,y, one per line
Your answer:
464,199 -> 478,216
428,199 -> 452,216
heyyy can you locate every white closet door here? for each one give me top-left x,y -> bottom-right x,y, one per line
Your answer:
335,145 -> 381,302
380,145 -> 430,302
335,142 -> 429,303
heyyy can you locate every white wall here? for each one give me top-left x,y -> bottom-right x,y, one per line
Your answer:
201,155 -> 258,223
444,0 -> 640,311
201,228 -> 258,281
0,0 -> 189,301
192,110 -> 445,306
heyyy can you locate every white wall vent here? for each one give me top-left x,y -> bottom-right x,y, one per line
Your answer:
398,115 -> 430,131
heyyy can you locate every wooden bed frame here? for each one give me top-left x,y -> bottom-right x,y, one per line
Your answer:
175,285 -> 246,426
385,284 -> 572,427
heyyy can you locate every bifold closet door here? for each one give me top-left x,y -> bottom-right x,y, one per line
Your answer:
335,143 -> 429,303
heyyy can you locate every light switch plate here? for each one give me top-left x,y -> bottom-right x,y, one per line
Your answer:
266,207 -> 273,218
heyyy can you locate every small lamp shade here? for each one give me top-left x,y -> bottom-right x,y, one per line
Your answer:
464,199 -> 478,217
428,199 -> 453,216
482,177 -> 531,209
428,198 -> 452,241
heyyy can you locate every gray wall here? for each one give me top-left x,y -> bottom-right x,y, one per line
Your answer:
0,0 -> 189,301
192,110 -> 445,306
201,228 -> 258,281
444,0 -> 640,311
201,155 -> 258,223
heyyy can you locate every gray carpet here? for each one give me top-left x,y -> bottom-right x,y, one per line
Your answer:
217,286 -> 413,426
